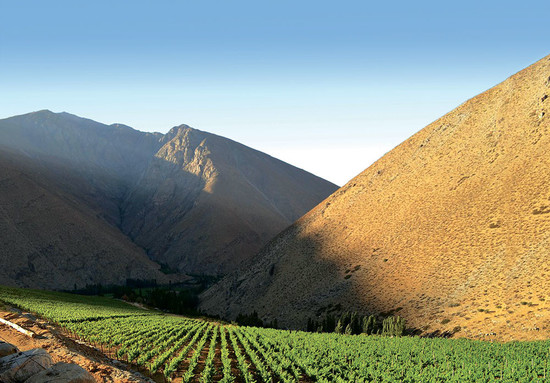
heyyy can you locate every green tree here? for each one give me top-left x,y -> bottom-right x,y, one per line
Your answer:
381,316 -> 406,336
362,315 -> 377,335
345,323 -> 353,335
350,312 -> 362,334
335,319 -> 344,334
322,315 -> 336,332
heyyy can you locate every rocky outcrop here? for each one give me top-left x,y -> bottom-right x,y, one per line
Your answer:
0,348 -> 52,383
121,126 -> 338,274
0,341 -> 18,358
0,342 -> 95,383
24,362 -> 95,383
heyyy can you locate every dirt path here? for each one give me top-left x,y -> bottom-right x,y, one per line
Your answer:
232,332 -> 262,382
224,330 -> 244,383
0,308 -> 153,383
188,331 -> 213,383
211,341 -> 223,381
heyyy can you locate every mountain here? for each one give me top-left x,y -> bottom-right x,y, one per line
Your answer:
200,54 -> 550,341
0,149 -> 169,290
121,125 -> 338,274
0,110 -> 337,287
0,110 -> 163,227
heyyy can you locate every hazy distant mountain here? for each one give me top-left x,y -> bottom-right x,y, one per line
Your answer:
0,110 -> 163,227
200,54 -> 550,341
121,125 -> 338,274
0,110 -> 337,287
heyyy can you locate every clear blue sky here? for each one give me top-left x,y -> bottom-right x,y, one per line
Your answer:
1,1 -> 549,185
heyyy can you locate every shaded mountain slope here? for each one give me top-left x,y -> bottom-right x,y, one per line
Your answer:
0,150 -> 168,290
121,125 -> 338,274
0,111 -> 338,285
200,54 -> 550,341
0,110 -> 163,226
0,110 -> 162,176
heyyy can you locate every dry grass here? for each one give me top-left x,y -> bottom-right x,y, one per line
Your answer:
201,54 -> 550,341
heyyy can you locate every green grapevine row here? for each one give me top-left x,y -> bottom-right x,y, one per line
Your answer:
3,285 -> 550,382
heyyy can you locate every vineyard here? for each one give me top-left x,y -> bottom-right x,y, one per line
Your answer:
1,286 -> 550,382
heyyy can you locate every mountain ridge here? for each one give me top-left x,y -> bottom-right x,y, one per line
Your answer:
199,54 -> 550,341
0,110 -> 338,286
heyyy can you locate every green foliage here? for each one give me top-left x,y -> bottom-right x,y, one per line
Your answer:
362,315 -> 377,335
324,314 -> 336,332
308,314 -> 337,332
307,317 -> 316,332
235,310 -> 264,327
382,316 -> 406,337
344,323 -> 353,335
219,327 -> 235,383
145,288 -> 200,314
310,311 -> 401,336
234,311 -> 280,329
0,285 -> 149,323
228,327 -> 254,383
181,325 -> 213,382
340,311 -> 351,330
248,327 -> 550,382
334,319 -> 344,334
4,285 -> 550,382
68,279 -> 206,315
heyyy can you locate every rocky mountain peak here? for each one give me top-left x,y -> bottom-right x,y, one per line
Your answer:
0,110 -> 338,285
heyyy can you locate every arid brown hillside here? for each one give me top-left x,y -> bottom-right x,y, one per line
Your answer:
200,54 -> 550,341
0,150 -> 169,290
0,111 -> 337,286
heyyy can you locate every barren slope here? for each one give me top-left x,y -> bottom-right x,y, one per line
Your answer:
0,110 -> 163,226
122,126 -> 338,274
0,150 -> 168,290
0,111 -> 337,284
200,54 -> 550,341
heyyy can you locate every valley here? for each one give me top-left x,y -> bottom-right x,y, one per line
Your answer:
3,2 -> 548,382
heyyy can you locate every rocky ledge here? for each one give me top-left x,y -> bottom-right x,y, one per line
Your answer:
0,341 -> 95,383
